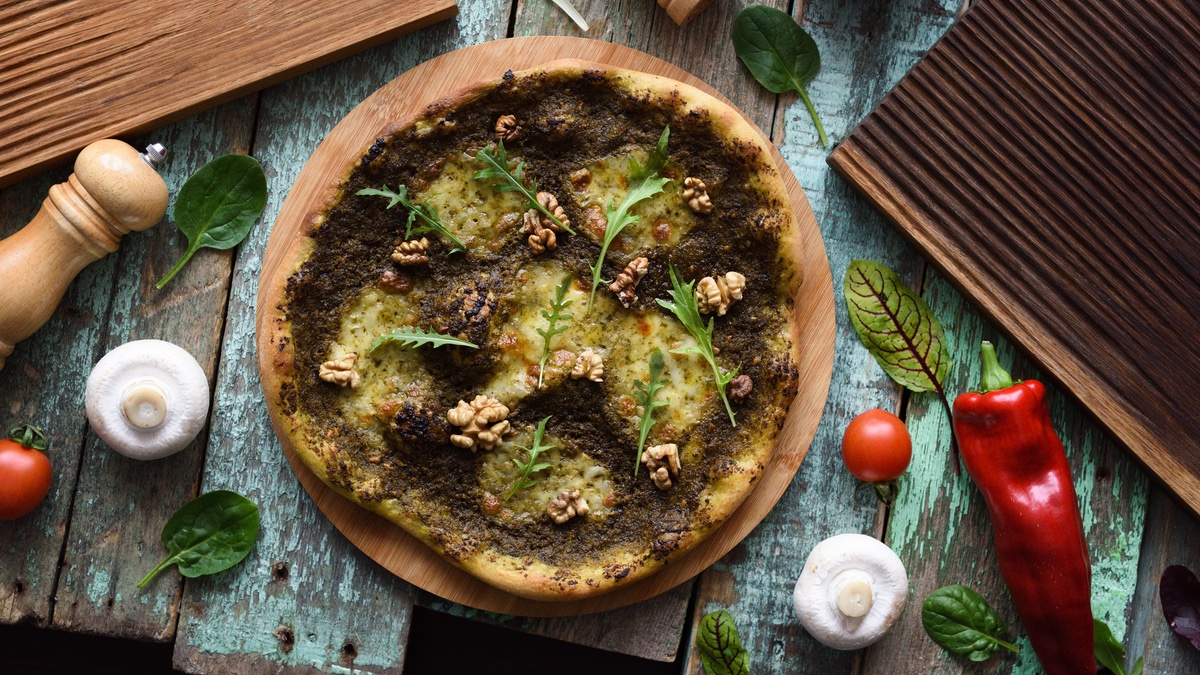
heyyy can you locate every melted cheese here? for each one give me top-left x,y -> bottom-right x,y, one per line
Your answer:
478,428 -> 614,521
420,151 -> 525,249
574,151 -> 699,252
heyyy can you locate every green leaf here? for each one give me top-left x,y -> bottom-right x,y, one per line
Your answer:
1132,656 -> 1144,675
657,264 -> 738,425
537,276 -> 575,389
732,5 -> 827,147
137,490 -> 260,588
634,348 -> 669,475
504,417 -> 556,501
474,142 -> 574,234
844,260 -> 951,394
357,184 -> 467,254
696,610 -> 750,675
157,155 -> 267,288
921,585 -> 1020,662
588,127 -> 672,309
1094,619 -> 1127,675
370,326 -> 478,354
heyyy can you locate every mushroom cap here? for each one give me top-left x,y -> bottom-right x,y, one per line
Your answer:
793,533 -> 909,650
85,340 -> 210,460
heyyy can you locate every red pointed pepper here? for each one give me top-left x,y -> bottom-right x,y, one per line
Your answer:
953,342 -> 1095,675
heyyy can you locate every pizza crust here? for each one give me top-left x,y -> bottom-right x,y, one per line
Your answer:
259,60 -> 804,601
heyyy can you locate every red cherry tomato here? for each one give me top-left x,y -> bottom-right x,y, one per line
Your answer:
0,425 -> 52,520
841,409 -> 912,483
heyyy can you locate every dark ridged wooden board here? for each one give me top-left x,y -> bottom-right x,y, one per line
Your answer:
828,0 -> 1200,515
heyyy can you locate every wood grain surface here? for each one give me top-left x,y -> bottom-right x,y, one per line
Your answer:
256,35 -> 835,618
828,0 -> 1200,516
0,0 -> 456,189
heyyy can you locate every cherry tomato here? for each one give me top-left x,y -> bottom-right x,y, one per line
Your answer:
841,409 -> 912,483
0,425 -> 52,520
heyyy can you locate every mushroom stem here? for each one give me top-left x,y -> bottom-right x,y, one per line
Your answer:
122,381 -> 168,429
837,580 -> 874,618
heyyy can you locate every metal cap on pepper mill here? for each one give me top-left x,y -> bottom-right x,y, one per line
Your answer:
0,139 -> 169,372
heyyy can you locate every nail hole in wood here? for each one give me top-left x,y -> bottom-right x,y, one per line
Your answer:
106,597 -> 114,608
1096,466 -> 1111,482
272,561 -> 290,582
340,640 -> 358,664
272,625 -> 295,654
13,579 -> 24,595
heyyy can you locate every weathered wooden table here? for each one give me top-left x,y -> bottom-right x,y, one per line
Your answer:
2,1 -> 1199,673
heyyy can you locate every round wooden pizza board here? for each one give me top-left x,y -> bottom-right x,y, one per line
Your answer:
258,36 -> 836,616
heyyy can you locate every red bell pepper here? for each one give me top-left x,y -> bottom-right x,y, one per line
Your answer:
953,342 -> 1095,675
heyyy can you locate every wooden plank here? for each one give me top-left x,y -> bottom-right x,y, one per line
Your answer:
172,4 -> 511,673
862,270 -> 1149,674
50,97 -> 256,640
0,0 -> 457,188
0,167 -> 117,626
682,0 -> 956,672
1127,488 -> 1200,673
828,0 -> 1200,516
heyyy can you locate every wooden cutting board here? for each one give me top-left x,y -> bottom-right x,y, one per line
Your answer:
828,0 -> 1200,515
0,0 -> 456,188
256,36 -> 835,616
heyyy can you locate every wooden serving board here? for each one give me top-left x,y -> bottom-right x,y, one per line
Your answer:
257,36 -> 835,616
829,0 -> 1200,515
0,0 -> 456,188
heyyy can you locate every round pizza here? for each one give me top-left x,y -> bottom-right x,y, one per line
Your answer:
259,59 -> 803,600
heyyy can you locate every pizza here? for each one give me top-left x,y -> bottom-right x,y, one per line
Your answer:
259,59 -> 803,600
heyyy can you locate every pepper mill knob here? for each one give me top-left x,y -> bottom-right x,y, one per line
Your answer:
0,139 -> 169,372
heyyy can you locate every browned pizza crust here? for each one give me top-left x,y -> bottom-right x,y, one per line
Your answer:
259,60 -> 803,600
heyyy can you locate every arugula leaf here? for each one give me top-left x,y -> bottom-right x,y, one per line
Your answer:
588,127 -> 672,310
474,142 -> 574,234
657,264 -> 738,426
537,276 -> 574,389
1161,565 -> 1200,653
696,610 -> 750,675
157,155 -> 267,288
370,326 -> 478,354
634,348 -> 669,475
138,490 -> 260,588
732,5 -> 828,148
504,417 -> 556,501
357,184 -> 467,254
922,585 -> 1020,662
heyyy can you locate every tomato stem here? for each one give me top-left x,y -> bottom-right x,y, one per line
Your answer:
8,424 -> 47,451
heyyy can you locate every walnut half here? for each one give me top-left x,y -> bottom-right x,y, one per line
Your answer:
495,115 -> 521,142
570,350 -> 604,382
547,490 -> 589,524
608,257 -> 649,307
319,354 -> 361,389
697,271 -> 746,316
522,209 -> 557,254
642,443 -> 681,490
681,177 -> 713,214
392,237 -> 430,266
446,395 -> 511,452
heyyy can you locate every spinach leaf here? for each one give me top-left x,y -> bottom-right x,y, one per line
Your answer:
1094,619 -> 1128,674
732,5 -> 828,147
696,610 -> 750,675
138,490 -> 260,588
1161,564 -> 1200,652
157,155 -> 267,288
922,585 -> 1020,662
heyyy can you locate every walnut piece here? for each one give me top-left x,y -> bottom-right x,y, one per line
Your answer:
495,115 -> 521,142
482,493 -> 501,515
730,374 -> 753,402
522,209 -> 557,254
378,269 -> 413,294
696,271 -> 747,316
547,490 -> 589,524
681,177 -> 713,214
319,354 -> 361,389
608,257 -> 649,307
642,443 -> 681,490
537,192 -> 570,231
446,395 -> 511,452
570,350 -> 604,382
392,237 -> 430,266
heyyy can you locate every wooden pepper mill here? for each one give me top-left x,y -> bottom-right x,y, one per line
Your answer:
0,139 -> 169,372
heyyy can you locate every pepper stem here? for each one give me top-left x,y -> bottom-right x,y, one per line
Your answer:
978,341 -> 1014,394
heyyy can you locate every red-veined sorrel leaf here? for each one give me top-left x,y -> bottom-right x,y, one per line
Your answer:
1161,564 -> 1200,652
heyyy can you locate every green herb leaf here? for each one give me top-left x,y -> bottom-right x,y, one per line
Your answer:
657,264 -> 738,426
537,276 -> 575,389
157,155 -> 267,288
634,348 -> 669,475
505,417 -> 556,501
696,610 -> 750,675
1132,657 -> 1145,675
588,127 -> 671,310
357,184 -> 467,254
1094,618 -> 1144,675
474,142 -> 574,234
732,5 -> 827,147
137,490 -> 260,589
921,585 -> 1020,662
370,326 -> 478,354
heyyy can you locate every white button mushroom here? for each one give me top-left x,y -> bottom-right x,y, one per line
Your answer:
85,340 -> 210,460
793,533 -> 909,650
